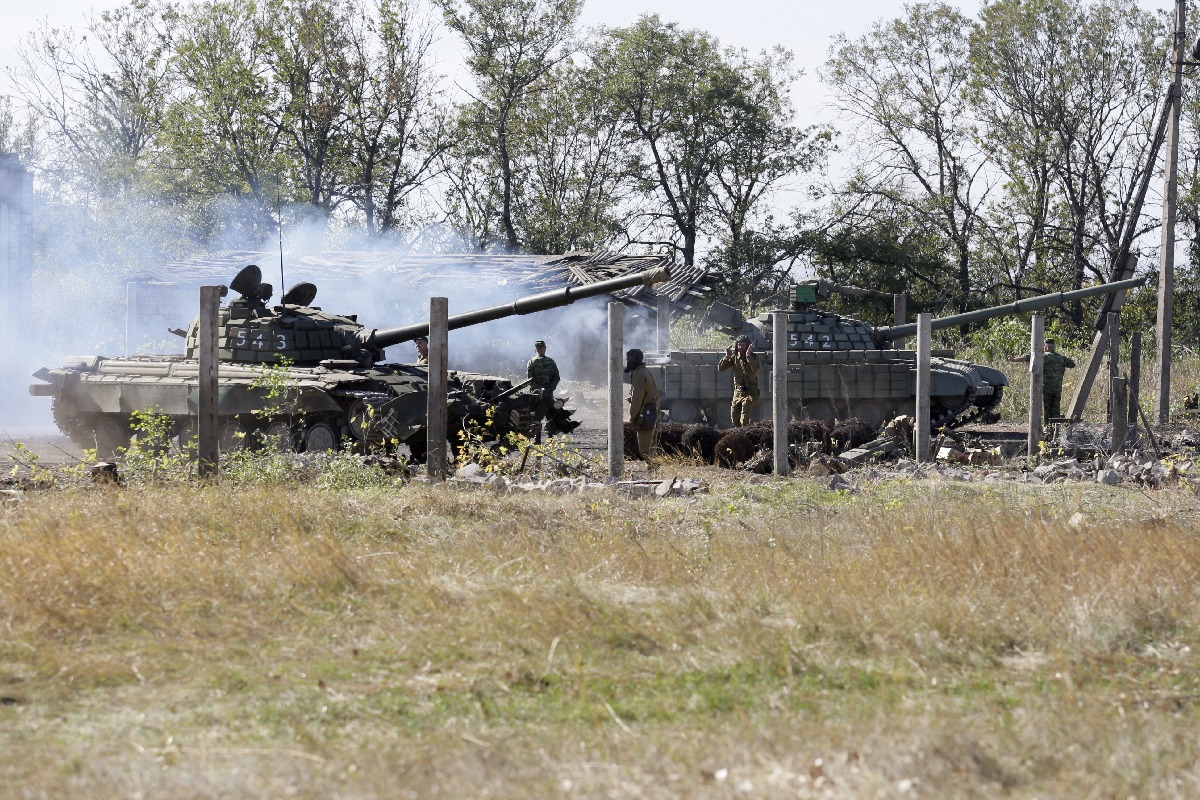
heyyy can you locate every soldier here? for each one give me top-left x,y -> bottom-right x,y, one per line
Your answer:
414,335 -> 428,365
1009,338 -> 1077,419
625,348 -> 659,459
526,339 -> 561,443
717,334 -> 760,426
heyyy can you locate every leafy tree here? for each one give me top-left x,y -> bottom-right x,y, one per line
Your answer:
269,0 -> 355,213
823,3 -> 990,316
970,0 -> 1162,318
11,0 -> 175,193
436,0 -> 583,251
508,59 -> 629,253
161,0 -> 287,243
592,16 -> 740,269
340,0 -> 450,236
705,48 -> 832,280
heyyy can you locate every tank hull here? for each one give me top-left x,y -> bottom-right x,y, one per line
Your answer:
33,354 -> 536,459
649,348 -> 1006,429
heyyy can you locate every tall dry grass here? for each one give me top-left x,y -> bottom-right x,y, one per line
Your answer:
2,479 -> 1199,798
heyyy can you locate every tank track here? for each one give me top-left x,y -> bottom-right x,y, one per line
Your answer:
51,398 -> 93,448
943,387 -> 1005,430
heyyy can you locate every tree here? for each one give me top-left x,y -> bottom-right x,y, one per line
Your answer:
436,0 -> 583,251
11,0 -> 175,193
709,50 -> 830,255
269,0 -> 355,213
823,3 -> 991,315
970,0 -> 1162,318
508,59 -> 629,253
162,0 -> 287,243
592,16 -> 737,270
339,0 -> 450,236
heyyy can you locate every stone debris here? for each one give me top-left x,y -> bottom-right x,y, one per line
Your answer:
447,468 -> 708,497
90,462 -> 121,484
826,474 -> 853,493
1,489 -> 23,508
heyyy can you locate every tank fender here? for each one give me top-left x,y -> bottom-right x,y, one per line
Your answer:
185,385 -> 343,415
970,362 -> 1007,388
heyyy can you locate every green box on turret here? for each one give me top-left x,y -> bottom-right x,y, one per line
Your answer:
795,284 -> 818,304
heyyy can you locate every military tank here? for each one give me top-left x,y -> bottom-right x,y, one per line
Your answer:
648,276 -> 1144,429
30,262 -> 671,458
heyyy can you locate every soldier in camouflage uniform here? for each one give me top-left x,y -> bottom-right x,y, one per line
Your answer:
1009,338 -> 1076,419
717,334 -> 761,426
527,340 -> 561,443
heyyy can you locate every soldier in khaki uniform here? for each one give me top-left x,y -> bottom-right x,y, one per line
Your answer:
717,334 -> 760,426
526,340 -> 561,443
625,348 -> 659,459
1009,338 -> 1077,419
414,336 -> 429,365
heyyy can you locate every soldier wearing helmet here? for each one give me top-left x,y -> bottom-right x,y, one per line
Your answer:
718,334 -> 760,426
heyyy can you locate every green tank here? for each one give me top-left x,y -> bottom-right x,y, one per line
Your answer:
30,263 -> 671,458
648,277 -> 1144,429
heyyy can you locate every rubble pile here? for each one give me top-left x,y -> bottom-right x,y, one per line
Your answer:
449,462 -> 708,496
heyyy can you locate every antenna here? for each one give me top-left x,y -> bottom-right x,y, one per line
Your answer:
277,197 -> 285,306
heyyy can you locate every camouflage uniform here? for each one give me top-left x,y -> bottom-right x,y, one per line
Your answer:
717,350 -> 761,426
526,354 -> 561,395
628,362 -> 660,458
1042,351 -> 1076,419
527,350 -> 561,442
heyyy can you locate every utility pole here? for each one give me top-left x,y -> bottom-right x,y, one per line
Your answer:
1156,0 -> 1186,425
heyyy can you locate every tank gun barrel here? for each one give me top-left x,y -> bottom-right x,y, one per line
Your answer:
876,277 -> 1146,341
817,281 -> 893,300
362,265 -> 672,350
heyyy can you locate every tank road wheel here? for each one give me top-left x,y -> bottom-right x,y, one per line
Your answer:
849,400 -> 886,430
304,422 -> 339,452
176,417 -> 198,451
218,419 -> 249,453
713,404 -> 734,428
87,414 -> 132,459
663,398 -> 701,424
793,399 -> 837,426
263,420 -> 299,452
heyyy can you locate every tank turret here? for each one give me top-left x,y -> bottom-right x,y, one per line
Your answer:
651,277 -> 1144,430
178,262 -> 671,368
31,262 -> 671,458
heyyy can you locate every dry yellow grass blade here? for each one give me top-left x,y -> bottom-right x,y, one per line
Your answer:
1,478 -> 1199,798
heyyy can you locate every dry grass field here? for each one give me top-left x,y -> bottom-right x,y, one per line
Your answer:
4,468 -> 1200,799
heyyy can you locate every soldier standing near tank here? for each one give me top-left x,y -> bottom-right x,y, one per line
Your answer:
625,348 -> 659,459
414,335 -> 429,365
1009,338 -> 1076,419
718,334 -> 760,426
527,339 -> 561,443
